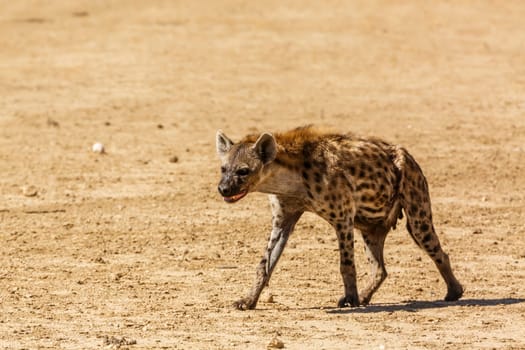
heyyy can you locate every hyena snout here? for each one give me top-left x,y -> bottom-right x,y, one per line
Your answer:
218,178 -> 248,203
218,182 -> 234,197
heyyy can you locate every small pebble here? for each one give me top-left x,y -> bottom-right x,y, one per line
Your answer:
47,118 -> 60,127
21,185 -> 38,197
92,142 -> 105,154
169,155 -> 179,163
110,272 -> 124,281
268,337 -> 284,349
72,11 -> 89,17
93,257 -> 107,264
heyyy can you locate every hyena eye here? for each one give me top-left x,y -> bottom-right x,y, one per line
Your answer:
236,168 -> 250,176
220,166 -> 227,173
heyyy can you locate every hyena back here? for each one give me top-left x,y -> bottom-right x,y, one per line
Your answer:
216,125 -> 463,310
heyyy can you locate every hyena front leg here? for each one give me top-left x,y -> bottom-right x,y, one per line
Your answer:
234,196 -> 303,310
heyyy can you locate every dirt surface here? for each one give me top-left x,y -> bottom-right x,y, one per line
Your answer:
1,1 -> 525,349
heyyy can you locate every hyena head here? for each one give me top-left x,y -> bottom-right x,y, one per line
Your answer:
216,130 -> 277,203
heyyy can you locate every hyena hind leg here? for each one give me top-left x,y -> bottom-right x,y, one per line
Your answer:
359,225 -> 388,305
400,155 -> 464,301
405,211 -> 464,301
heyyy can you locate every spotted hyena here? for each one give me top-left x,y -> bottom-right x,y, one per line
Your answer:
216,125 -> 463,310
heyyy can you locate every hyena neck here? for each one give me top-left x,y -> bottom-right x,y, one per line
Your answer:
244,126 -> 325,198
255,161 -> 305,198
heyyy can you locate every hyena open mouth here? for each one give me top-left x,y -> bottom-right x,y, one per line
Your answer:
223,191 -> 247,203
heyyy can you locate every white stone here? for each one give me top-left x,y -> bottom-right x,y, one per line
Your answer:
92,142 -> 105,153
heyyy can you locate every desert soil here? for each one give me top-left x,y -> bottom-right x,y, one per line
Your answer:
1,1 -> 525,349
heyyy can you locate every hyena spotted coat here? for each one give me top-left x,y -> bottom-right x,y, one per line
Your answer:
216,125 -> 463,310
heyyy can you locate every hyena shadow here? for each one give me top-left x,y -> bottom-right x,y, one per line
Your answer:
324,298 -> 525,314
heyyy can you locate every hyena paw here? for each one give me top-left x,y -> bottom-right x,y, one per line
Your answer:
359,294 -> 372,306
444,283 -> 464,302
337,294 -> 360,308
233,297 -> 256,310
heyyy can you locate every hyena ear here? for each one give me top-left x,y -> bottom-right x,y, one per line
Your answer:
216,130 -> 234,157
253,132 -> 277,164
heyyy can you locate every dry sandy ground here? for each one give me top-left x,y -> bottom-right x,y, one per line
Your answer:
1,1 -> 525,349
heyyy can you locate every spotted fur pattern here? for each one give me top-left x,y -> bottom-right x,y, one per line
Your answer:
216,125 -> 463,310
